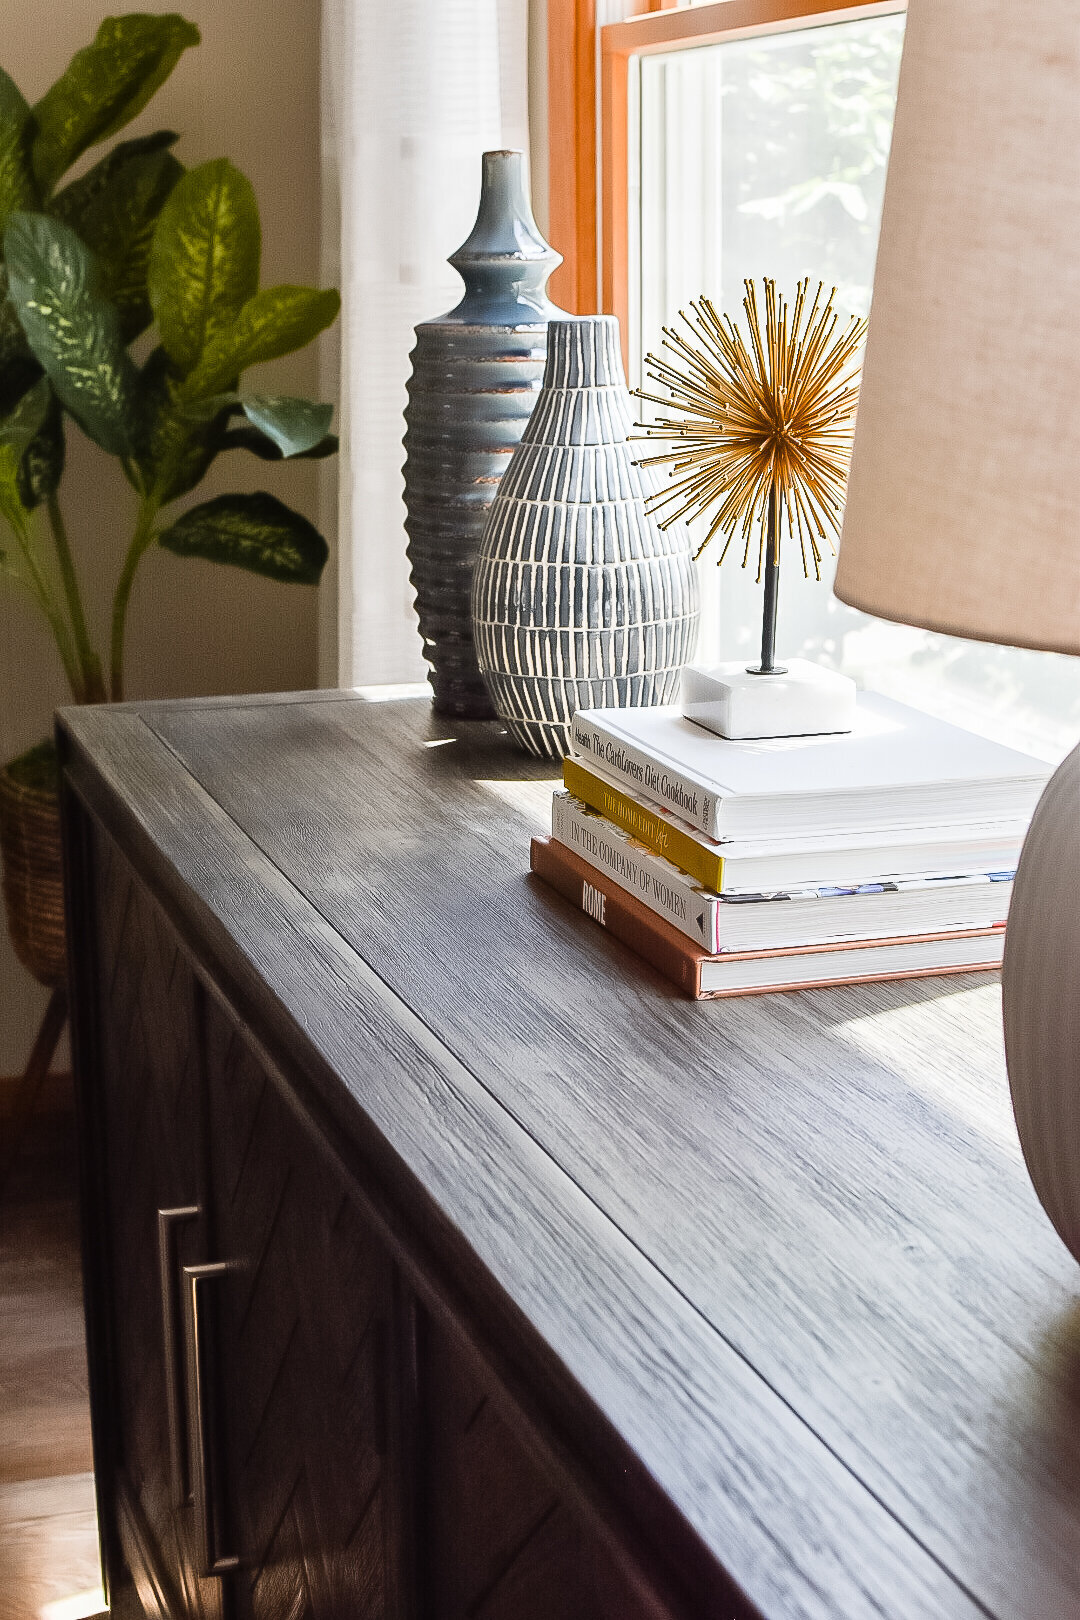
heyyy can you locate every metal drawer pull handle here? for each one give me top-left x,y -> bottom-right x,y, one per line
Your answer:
157,1206 -> 199,1508
183,1262 -> 241,1577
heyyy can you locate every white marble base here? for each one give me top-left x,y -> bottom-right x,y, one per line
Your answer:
681,658 -> 857,740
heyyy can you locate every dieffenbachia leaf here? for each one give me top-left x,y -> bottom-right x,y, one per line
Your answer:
217,424 -> 339,462
30,14 -> 200,194
0,375 -> 49,532
0,375 -> 49,458
181,285 -> 340,400
0,284 -> 40,409
0,69 -> 37,233
157,490 -> 328,583
4,212 -> 138,456
17,386 -> 65,510
0,466 -> 24,537
174,390 -> 337,461
50,129 -> 177,215
51,132 -> 183,341
238,396 -> 333,457
0,263 -> 39,384
148,158 -> 259,373
181,392 -> 333,454
131,344 -> 230,502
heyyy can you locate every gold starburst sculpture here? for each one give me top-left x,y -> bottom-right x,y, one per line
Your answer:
634,278 -> 866,583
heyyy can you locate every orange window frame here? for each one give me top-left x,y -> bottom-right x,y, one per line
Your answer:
547,0 -> 905,358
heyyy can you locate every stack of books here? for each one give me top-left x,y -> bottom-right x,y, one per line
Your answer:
530,693 -> 1051,998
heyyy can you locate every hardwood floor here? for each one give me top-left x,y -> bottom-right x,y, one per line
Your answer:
0,1075 -> 104,1620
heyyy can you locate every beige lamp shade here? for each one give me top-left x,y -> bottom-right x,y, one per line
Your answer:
833,0 -> 1080,656
837,0 -> 1080,1277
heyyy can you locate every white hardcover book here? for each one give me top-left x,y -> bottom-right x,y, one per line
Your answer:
552,793 -> 1015,953
570,694 -> 1050,840
698,929 -> 1005,995
572,753 -> 1027,891
552,792 -> 715,948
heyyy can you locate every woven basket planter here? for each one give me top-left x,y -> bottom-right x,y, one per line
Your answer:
0,741 -> 65,988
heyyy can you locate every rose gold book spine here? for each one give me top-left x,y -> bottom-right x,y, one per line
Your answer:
529,836 -> 1003,1000
531,835 -> 704,994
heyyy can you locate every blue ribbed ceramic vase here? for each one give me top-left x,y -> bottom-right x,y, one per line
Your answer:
471,316 -> 700,759
403,150 -> 565,718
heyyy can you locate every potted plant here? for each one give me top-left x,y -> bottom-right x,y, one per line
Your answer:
0,13 -> 340,992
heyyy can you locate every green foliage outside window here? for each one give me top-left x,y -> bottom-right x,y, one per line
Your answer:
721,18 -> 904,314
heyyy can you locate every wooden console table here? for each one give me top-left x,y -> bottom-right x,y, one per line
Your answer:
59,690 -> 1080,1620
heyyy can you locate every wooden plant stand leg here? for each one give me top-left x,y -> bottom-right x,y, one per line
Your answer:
0,983 -> 68,1200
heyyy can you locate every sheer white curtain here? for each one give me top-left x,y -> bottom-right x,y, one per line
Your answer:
321,0 -> 531,687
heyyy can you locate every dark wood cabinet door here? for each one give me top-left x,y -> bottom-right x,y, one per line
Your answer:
417,1315 -> 673,1620
91,826 -> 222,1620
204,1001 -> 394,1620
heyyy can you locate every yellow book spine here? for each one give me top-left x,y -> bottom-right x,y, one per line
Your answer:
562,758 -> 726,892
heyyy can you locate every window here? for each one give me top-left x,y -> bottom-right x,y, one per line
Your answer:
548,0 -> 1080,761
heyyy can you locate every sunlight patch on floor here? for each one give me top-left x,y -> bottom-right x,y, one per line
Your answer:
38,1588 -> 105,1620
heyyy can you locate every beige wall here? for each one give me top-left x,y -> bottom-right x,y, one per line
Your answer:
0,0 -> 327,1072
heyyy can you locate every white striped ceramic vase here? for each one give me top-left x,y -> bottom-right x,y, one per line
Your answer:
471,316 -> 699,759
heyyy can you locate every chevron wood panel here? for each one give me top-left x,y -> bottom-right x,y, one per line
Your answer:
420,1315 -> 653,1620
204,1002 -> 392,1620
91,823 -> 222,1620
75,735 -> 689,1620
81,769 -> 681,1620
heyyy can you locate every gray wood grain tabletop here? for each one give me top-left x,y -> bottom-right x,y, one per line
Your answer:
60,692 -> 1080,1620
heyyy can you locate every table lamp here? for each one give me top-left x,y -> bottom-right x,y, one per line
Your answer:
833,0 -> 1080,1256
